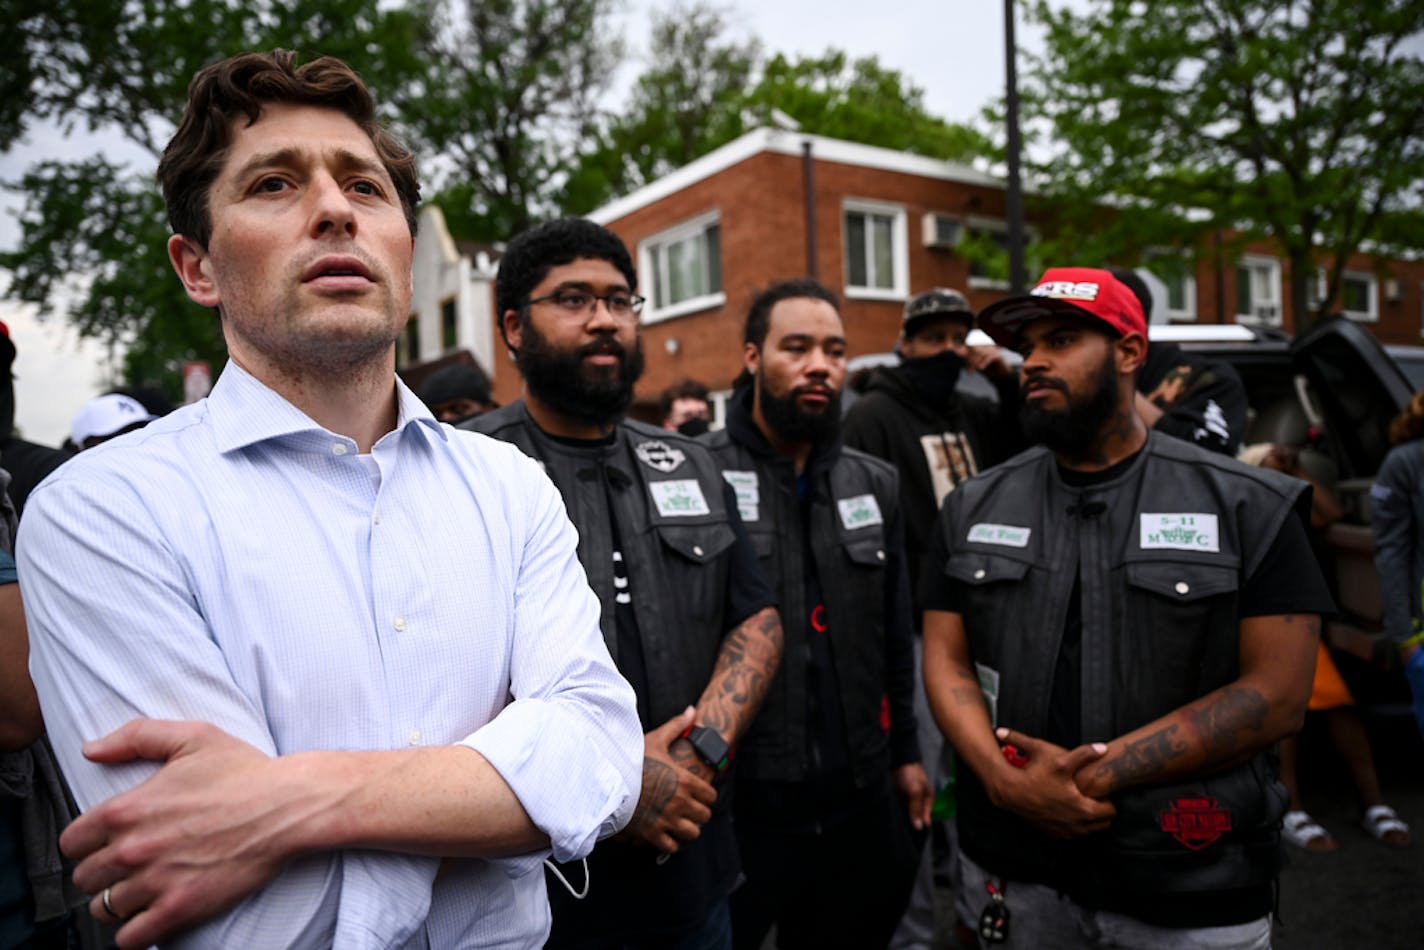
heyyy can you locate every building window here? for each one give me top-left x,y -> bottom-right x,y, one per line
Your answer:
843,199 -> 907,299
1235,256 -> 1282,326
640,211 -> 724,323
441,298 -> 458,349
1339,271 -> 1378,322
1144,258 -> 1197,322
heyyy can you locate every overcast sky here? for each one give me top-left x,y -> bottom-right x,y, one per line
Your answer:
0,0 -> 1041,445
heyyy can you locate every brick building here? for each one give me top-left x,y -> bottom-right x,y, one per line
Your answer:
427,127 -> 1424,413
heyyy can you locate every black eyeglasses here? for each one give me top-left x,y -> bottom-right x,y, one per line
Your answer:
525,290 -> 645,320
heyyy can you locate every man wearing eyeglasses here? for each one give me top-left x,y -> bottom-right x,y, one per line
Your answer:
465,218 -> 783,950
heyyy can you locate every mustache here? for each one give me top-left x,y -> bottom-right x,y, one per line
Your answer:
578,337 -> 626,360
1021,375 -> 1067,397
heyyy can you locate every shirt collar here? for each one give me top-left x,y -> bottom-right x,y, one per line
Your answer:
206,360 -> 447,454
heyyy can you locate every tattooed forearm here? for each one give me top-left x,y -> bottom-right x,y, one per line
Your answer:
949,686 -> 985,707
1184,685 -> 1270,755
695,606 -> 783,743
628,757 -> 678,834
1092,724 -> 1187,789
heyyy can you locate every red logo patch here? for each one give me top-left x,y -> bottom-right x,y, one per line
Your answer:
1159,796 -> 1232,850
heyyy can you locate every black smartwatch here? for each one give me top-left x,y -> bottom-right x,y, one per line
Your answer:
682,724 -> 732,774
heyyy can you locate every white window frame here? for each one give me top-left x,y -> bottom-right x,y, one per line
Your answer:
842,198 -> 909,301
1143,254 -> 1198,322
637,210 -> 725,325
1339,270 -> 1379,323
959,216 -> 1039,291
1235,255 -> 1283,327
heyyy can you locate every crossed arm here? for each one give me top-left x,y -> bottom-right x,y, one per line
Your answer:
923,609 -> 1319,838
622,605 -> 784,852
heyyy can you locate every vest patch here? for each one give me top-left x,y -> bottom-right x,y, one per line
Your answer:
967,523 -> 1031,548
649,479 -> 710,517
837,493 -> 883,530
722,470 -> 760,522
635,439 -> 685,473
1140,513 -> 1220,552
1159,795 -> 1232,850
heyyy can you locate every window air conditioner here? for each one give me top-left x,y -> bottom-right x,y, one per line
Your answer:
922,213 -> 962,250
1385,279 -> 1402,303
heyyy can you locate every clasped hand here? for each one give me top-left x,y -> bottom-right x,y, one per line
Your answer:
986,727 -> 1116,839
617,707 -> 717,854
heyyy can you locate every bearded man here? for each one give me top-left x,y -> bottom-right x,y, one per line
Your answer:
465,218 -> 783,950
921,267 -> 1331,949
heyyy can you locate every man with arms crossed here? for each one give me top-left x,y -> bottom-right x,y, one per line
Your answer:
922,268 -> 1330,948
467,218 -> 783,948
19,51 -> 641,949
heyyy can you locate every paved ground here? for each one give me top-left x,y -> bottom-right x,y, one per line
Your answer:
927,712 -> 1424,949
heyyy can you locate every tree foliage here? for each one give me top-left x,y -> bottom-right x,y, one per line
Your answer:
405,0 -> 623,241
564,3 -> 989,214
0,0 -> 430,398
1020,0 -> 1424,329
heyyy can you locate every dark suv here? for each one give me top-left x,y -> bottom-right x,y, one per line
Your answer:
1160,318 -> 1416,712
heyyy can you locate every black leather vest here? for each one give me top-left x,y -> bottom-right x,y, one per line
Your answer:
703,426 -> 900,786
469,403 -> 735,725
938,432 -> 1309,898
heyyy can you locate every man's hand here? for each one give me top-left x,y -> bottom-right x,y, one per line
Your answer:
62,720 -> 300,949
985,728 -> 1116,839
893,762 -> 933,831
967,345 -> 1011,379
617,707 -> 716,854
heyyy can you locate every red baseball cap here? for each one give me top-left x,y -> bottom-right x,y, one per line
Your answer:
976,267 -> 1147,346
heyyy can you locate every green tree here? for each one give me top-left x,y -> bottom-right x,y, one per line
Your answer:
404,0 -> 623,241
1020,0 -> 1424,330
563,6 -> 990,215
0,0 -> 428,399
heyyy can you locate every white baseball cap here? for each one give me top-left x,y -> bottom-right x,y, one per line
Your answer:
71,394 -> 157,446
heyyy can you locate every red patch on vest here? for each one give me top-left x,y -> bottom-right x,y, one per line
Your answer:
1159,796 -> 1232,849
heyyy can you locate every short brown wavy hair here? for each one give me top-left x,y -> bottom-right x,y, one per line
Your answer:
157,49 -> 419,248
1390,388 -> 1424,445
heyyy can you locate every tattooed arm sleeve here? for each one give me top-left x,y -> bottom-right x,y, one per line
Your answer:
1076,612 -> 1319,797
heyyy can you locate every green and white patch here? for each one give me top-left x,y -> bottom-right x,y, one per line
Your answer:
967,523 -> 1031,548
1140,513 -> 1219,552
722,470 -> 760,523
649,479 -> 711,517
837,493 -> 883,531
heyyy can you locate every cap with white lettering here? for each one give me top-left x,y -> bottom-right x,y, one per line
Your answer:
976,267 -> 1147,346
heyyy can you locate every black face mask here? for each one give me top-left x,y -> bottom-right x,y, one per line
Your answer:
899,349 -> 965,405
676,417 -> 710,437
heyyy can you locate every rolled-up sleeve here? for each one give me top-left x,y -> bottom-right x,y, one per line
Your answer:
462,460 -> 642,872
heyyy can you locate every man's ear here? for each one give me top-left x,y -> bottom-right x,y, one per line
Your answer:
500,308 -> 524,354
167,235 -> 220,308
742,340 -> 760,377
1116,332 -> 1148,376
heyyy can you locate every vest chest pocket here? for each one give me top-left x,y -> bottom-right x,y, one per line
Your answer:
841,536 -> 889,570
655,522 -> 736,565
942,553 -> 1032,661
1120,560 -> 1242,716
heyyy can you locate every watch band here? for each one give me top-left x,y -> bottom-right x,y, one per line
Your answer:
681,724 -> 732,773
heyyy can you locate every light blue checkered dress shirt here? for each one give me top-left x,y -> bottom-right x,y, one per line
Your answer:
19,361 -> 641,948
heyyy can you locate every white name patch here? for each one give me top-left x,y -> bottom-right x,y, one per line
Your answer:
967,523 -> 1031,548
722,470 -> 760,523
1140,513 -> 1220,552
650,479 -> 711,517
837,493 -> 883,531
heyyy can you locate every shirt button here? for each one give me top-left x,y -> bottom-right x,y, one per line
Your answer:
1175,581 -> 1190,595
373,512 -> 382,525
974,568 -> 986,580
332,443 -> 348,456
393,616 -> 407,631
408,730 -> 422,746
693,545 -> 704,557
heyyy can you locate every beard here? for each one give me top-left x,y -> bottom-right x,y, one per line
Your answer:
1018,348 -> 1121,457
758,374 -> 841,445
514,319 -> 645,427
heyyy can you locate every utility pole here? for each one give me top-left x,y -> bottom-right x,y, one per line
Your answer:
1004,0 -> 1027,293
